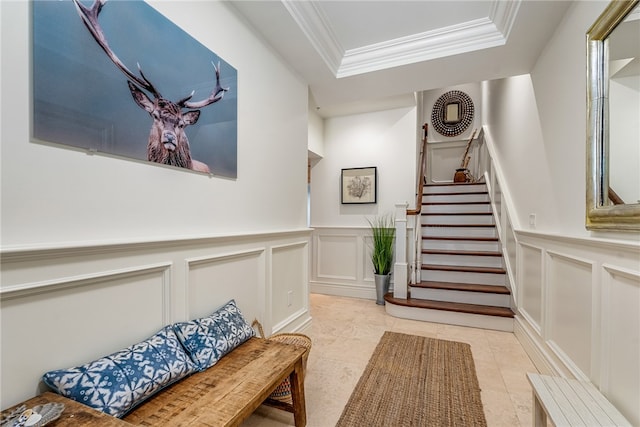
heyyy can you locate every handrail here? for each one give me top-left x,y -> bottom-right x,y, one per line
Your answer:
608,187 -> 624,205
407,123 -> 428,216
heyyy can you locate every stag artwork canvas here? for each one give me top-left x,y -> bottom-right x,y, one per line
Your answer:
32,0 -> 238,177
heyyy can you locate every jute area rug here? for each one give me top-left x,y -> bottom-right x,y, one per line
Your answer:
336,331 -> 487,427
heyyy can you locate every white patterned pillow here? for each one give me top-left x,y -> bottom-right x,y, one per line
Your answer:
173,299 -> 255,370
42,326 -> 198,418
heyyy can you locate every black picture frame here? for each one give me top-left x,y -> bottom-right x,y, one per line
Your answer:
341,167 -> 377,204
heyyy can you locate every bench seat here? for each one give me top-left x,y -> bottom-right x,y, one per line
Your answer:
1,337 -> 307,427
527,373 -> 630,427
124,337 -> 306,426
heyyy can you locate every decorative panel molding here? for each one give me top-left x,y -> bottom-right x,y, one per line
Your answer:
0,230 -> 312,409
311,227 -> 383,300
519,243 -> 542,331
271,241 -> 310,333
0,263 -> 171,406
600,265 -> 640,425
185,248 -> 265,320
316,234 -> 359,280
546,251 -> 594,379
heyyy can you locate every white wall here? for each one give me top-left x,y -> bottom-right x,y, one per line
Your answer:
308,105 -> 324,158
310,107 -> 417,227
309,107 -> 417,298
1,1 -> 309,247
1,0 -> 311,408
482,75 -> 559,231
610,76 -> 640,204
422,83 -> 484,184
423,83 -> 482,144
530,0 -> 613,236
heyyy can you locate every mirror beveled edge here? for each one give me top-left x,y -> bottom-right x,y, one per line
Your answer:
586,0 -> 640,231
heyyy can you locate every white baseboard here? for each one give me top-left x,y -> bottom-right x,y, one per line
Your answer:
514,315 -> 577,378
310,281 -> 377,300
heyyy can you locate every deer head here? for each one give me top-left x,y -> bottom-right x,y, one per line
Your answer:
72,0 -> 228,173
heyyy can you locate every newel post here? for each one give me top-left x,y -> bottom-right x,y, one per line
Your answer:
393,203 -> 408,299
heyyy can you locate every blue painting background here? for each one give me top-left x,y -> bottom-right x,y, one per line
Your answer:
33,0 -> 238,177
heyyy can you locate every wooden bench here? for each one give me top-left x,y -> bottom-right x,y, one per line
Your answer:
527,373 -> 631,427
1,338 -> 307,427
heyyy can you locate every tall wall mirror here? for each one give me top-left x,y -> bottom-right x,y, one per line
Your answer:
586,0 -> 640,231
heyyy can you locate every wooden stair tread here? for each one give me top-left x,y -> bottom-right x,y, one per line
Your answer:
421,212 -> 492,216
424,223 -> 495,228
422,201 -> 490,206
425,182 -> 485,186
422,249 -> 502,257
412,281 -> 510,294
384,293 -> 514,318
423,191 -> 488,196
423,236 -> 499,242
422,264 -> 506,274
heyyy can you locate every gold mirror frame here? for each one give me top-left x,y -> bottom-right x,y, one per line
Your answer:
586,0 -> 640,231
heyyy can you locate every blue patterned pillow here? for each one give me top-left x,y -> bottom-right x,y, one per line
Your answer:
42,326 -> 197,418
173,299 -> 255,370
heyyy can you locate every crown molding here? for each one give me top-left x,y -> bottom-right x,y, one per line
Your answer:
281,0 -> 343,75
283,0 -> 522,78
338,17 -> 505,78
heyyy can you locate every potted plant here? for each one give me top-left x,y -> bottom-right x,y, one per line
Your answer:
367,214 -> 395,305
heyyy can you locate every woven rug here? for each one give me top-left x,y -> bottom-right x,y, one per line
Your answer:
336,331 -> 487,427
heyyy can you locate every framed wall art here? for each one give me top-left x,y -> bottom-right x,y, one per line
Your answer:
32,0 -> 238,177
341,167 -> 377,204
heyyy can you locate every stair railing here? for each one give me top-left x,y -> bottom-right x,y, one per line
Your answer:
394,124 -> 428,299
608,187 -> 624,205
394,126 -> 490,300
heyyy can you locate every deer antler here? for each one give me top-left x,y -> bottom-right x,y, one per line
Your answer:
179,62 -> 229,109
72,0 -> 161,97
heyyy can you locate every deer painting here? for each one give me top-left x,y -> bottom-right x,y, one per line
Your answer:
72,0 -> 228,173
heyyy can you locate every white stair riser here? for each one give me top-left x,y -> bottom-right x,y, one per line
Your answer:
385,303 -> 514,332
423,184 -> 487,194
422,253 -> 503,268
410,287 -> 511,307
422,204 -> 492,214
423,226 -> 497,238
422,239 -> 500,252
423,194 -> 490,203
423,269 -> 506,286
422,215 -> 494,225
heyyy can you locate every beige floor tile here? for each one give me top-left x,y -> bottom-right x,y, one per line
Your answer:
244,293 -> 538,426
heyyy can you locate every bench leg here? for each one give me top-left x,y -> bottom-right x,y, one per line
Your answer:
532,391 -> 547,427
290,358 -> 307,427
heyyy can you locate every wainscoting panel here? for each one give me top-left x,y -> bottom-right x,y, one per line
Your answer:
311,227 -> 380,300
503,214 -> 517,306
316,233 -> 359,281
186,248 -> 265,320
0,229 -> 312,408
519,243 -> 542,330
0,264 -> 171,405
600,265 -> 640,426
514,231 -> 640,424
271,241 -> 310,333
546,251 -> 593,378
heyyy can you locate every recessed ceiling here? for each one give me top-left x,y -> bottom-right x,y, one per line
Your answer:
229,0 -> 572,117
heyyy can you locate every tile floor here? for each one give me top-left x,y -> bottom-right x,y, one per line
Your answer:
244,293 -> 539,427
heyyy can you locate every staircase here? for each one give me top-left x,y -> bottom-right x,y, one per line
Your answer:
385,182 -> 515,331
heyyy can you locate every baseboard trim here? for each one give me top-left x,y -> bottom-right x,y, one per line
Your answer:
310,281 -> 377,300
514,315 -> 576,378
